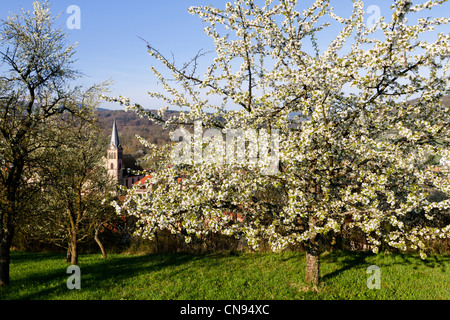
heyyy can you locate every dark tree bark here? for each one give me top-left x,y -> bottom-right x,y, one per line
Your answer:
70,242 -> 78,265
0,228 -> 14,287
94,227 -> 107,259
66,243 -> 72,263
70,229 -> 78,265
0,157 -> 23,286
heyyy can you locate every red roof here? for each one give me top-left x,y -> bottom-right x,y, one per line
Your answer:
133,175 -> 153,186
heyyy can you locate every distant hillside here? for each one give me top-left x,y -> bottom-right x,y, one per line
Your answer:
98,94 -> 450,160
408,94 -> 450,108
97,109 -> 176,160
441,95 -> 450,108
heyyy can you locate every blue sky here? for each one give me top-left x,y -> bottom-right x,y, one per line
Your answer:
0,0 -> 219,109
0,1 -> 448,110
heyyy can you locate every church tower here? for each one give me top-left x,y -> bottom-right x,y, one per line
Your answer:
106,119 -> 123,185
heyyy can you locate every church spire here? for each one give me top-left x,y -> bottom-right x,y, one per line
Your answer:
110,119 -> 120,148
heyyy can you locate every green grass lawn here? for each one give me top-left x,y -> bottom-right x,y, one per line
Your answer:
0,250 -> 448,300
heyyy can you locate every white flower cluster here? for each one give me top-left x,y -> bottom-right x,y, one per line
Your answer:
113,0 -> 450,256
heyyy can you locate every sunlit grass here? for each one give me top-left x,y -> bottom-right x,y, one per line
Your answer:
1,250 -> 448,300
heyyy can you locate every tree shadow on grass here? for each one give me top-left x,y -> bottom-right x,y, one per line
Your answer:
388,252 -> 449,273
320,251 -> 374,282
7,252 -> 208,300
320,250 -> 449,283
10,251 -> 65,264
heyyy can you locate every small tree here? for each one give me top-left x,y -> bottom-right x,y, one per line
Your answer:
40,113 -> 116,265
0,1 -> 86,286
111,0 -> 450,286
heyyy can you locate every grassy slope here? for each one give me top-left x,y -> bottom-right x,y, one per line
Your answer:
1,251 -> 448,300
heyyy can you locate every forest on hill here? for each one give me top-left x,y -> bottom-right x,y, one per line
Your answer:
97,109 -> 175,162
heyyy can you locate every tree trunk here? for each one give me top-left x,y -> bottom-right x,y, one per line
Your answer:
70,233 -> 78,265
94,227 -> 107,259
305,233 -> 320,286
305,249 -> 320,286
66,242 -> 72,262
0,229 -> 14,287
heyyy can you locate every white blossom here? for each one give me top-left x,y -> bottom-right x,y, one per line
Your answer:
112,0 -> 450,257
